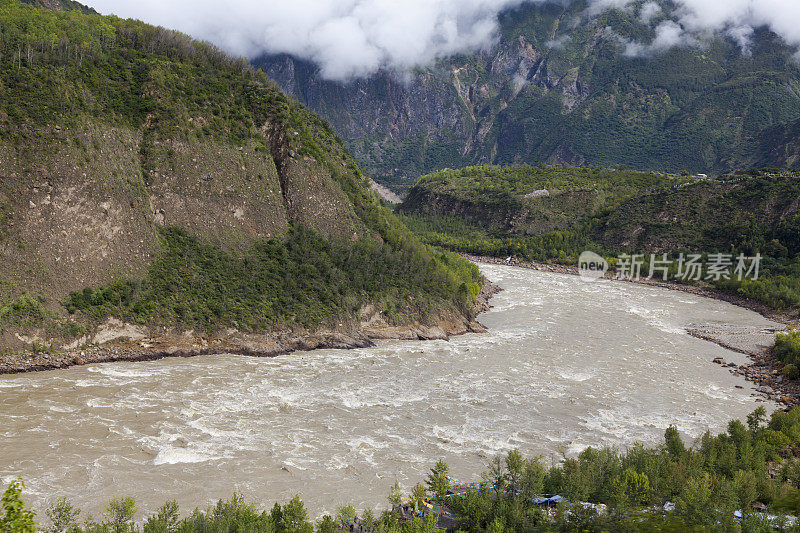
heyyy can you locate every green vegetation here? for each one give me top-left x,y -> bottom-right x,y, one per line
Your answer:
404,165 -> 686,205
777,331 -> 800,378
64,226 -> 482,331
1,480 -> 35,533
11,408 -> 800,531
0,294 -> 48,329
400,166 -> 800,312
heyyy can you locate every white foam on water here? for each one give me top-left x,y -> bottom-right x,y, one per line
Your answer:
557,370 -> 594,382
153,447 -> 219,465
0,263 -> 783,518
87,366 -> 154,378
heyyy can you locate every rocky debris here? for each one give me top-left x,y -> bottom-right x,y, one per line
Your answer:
713,357 -> 726,365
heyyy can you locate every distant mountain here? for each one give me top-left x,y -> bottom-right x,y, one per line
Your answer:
255,1 -> 800,191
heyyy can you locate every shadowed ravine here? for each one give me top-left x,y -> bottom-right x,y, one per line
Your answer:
0,264 -> 781,518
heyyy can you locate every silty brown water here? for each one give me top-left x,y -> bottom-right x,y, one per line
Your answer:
0,264 -> 780,518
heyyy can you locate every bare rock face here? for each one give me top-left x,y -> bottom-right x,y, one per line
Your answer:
0,118 -> 368,301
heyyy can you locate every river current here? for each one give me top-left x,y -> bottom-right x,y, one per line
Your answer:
0,264 -> 781,517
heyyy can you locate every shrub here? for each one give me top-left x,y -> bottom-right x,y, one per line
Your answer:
776,330 -> 800,367
0,293 -> 49,329
783,363 -> 800,380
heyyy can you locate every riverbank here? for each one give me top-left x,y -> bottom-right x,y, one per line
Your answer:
464,254 -> 800,408
0,279 -> 501,374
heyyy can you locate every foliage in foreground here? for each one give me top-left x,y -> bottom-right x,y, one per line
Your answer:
9,408 -> 800,532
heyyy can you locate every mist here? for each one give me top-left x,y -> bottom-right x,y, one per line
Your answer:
84,0 -> 800,79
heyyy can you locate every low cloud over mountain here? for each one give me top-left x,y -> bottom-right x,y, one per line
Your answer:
86,0 -> 800,79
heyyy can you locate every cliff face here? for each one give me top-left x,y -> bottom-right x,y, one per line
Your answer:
256,2 -> 800,191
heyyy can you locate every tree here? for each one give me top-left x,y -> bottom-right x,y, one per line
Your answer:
271,502 -> 285,533
0,479 -> 36,533
675,473 -> 715,526
388,481 -> 403,508
728,419 -> 749,446
520,458 -> 545,500
610,469 -> 650,509
505,450 -> 524,496
143,500 -> 179,533
282,496 -> 313,533
410,483 -> 427,510
46,498 -> 80,533
733,470 -> 758,513
105,497 -> 136,533
334,505 -> 356,532
665,425 -> 685,459
360,508 -> 375,532
315,515 -> 336,533
747,406 -> 767,434
488,455 -> 506,493
425,460 -> 449,499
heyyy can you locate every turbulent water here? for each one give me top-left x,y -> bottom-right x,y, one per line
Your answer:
0,265 -> 781,518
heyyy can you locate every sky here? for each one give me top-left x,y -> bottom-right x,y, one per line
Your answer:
84,0 -> 800,80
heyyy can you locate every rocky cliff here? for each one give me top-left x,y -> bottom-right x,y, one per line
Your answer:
256,1 -> 800,192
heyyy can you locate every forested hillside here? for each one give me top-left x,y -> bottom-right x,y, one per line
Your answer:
0,0 -> 483,356
399,166 -> 800,311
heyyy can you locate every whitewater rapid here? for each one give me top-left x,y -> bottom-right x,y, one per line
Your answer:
0,264 -> 780,517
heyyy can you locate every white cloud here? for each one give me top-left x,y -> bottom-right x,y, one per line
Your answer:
545,35 -> 571,49
726,25 -> 755,55
638,1 -> 661,24
86,0 -> 539,81
84,0 -> 800,79
609,0 -> 800,59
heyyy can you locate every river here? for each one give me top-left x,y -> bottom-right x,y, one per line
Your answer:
0,264 -> 781,518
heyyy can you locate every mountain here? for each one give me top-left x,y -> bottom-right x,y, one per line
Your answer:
0,0 -> 484,360
256,0 -> 800,192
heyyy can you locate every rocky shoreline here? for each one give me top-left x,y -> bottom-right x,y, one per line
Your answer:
0,279 -> 501,375
466,254 -> 800,409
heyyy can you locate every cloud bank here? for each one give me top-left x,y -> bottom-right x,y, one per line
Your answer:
85,0 -> 800,79
620,0 -> 800,58
86,0 -> 535,80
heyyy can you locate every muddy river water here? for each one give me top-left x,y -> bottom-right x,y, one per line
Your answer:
0,264 -> 781,517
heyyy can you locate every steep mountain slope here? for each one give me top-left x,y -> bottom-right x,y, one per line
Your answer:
0,0 -> 483,357
256,1 -> 800,192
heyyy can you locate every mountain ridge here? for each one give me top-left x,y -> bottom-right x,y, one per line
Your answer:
256,1 -> 800,191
